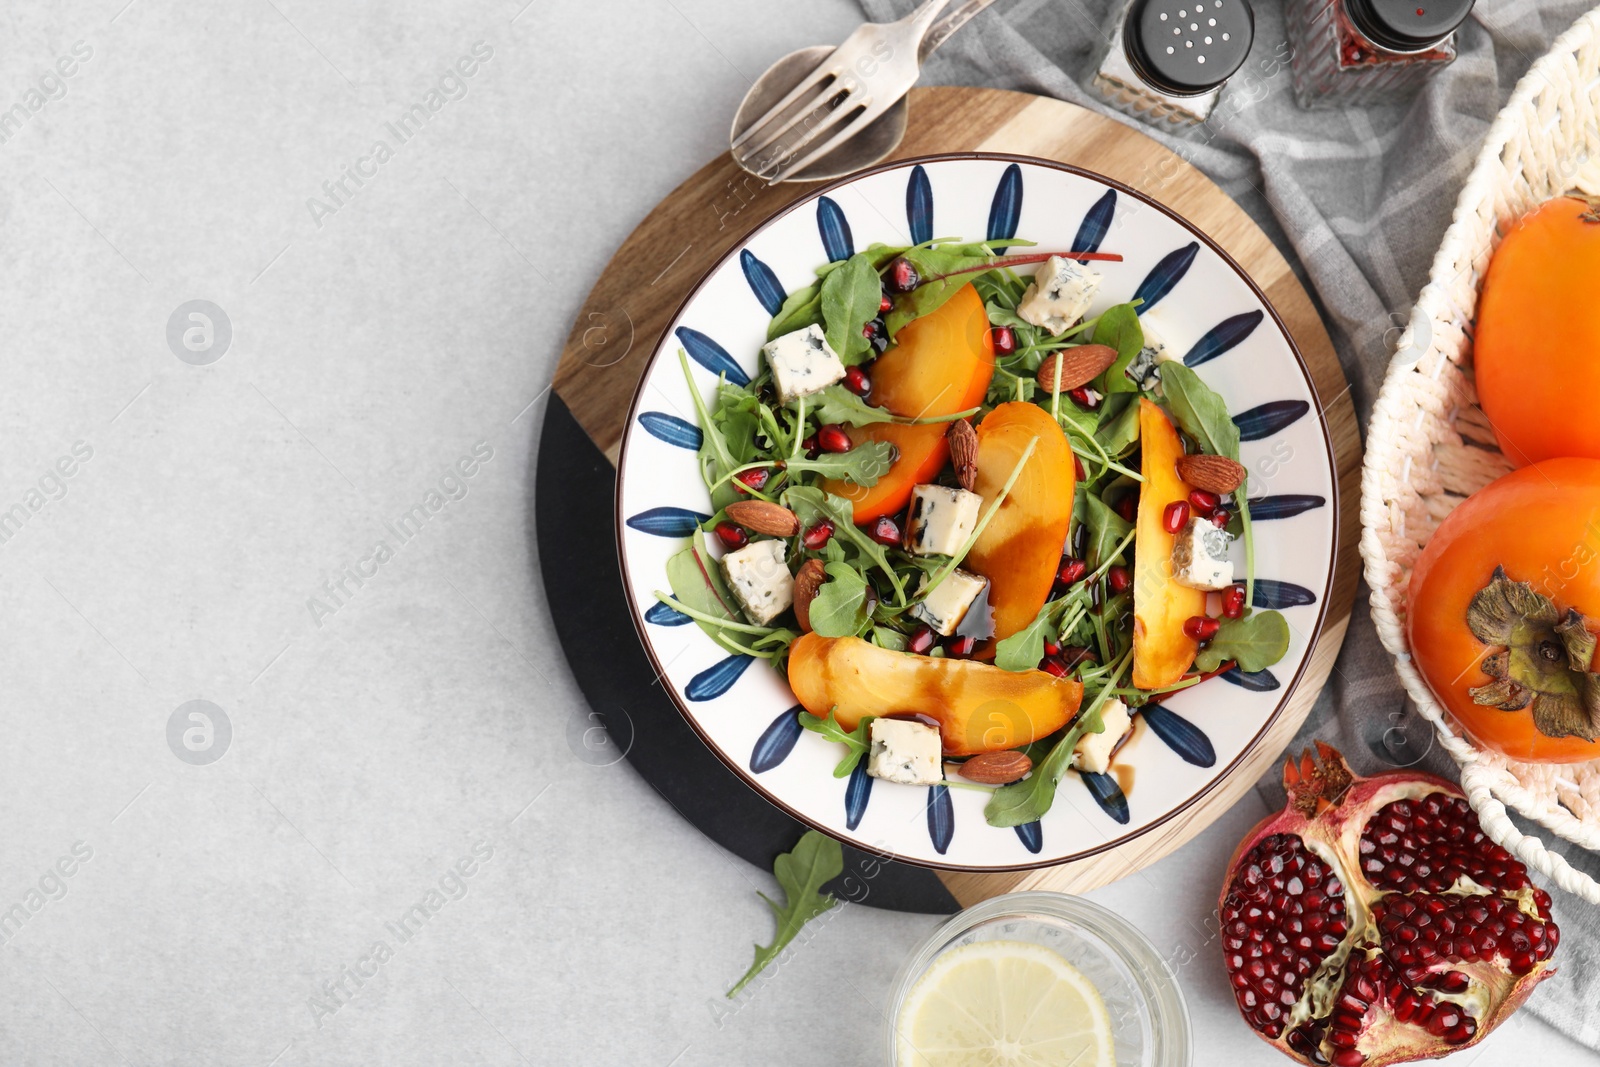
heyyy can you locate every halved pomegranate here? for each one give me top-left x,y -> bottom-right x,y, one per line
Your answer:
1219,743 -> 1558,1067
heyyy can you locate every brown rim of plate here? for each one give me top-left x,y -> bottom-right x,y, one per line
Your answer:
611,151 -> 1341,873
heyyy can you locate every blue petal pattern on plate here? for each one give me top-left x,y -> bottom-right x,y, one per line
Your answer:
1247,495 -> 1327,521
906,165 -> 934,245
1182,310 -> 1264,366
625,506 -> 710,537
1014,821 -> 1043,854
926,784 -> 954,855
845,760 -> 873,830
1142,705 -> 1217,767
644,601 -> 692,626
638,411 -> 702,450
1222,667 -> 1281,692
1253,579 -> 1317,609
1081,772 -> 1131,824
750,707 -> 804,773
675,326 -> 750,386
818,197 -> 854,262
1133,242 -> 1198,314
740,249 -> 785,316
987,163 -> 1023,252
1235,400 -> 1310,441
685,655 -> 752,701
1072,189 -> 1116,257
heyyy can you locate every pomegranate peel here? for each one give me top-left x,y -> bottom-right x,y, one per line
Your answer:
1219,743 -> 1557,1067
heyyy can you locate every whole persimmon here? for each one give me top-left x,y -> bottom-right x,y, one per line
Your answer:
1476,195 -> 1600,465
1408,457 -> 1600,762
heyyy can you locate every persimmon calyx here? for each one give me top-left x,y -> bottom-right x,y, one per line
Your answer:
1466,566 -> 1600,741
1569,192 -> 1600,224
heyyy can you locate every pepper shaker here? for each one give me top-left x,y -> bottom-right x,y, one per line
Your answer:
1091,0 -> 1256,125
1286,0 -> 1474,108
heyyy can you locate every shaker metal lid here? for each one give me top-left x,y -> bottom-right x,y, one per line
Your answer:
1124,0 -> 1255,97
1345,0 -> 1473,51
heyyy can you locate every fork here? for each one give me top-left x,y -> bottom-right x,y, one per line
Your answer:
730,0 -> 993,184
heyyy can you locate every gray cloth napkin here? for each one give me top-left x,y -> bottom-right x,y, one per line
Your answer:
859,0 -> 1600,1045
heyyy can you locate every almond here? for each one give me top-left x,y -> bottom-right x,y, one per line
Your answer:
1176,453 -> 1248,495
958,750 -> 1033,786
1035,343 -> 1119,393
947,419 -> 979,493
792,559 -> 826,632
724,499 -> 800,537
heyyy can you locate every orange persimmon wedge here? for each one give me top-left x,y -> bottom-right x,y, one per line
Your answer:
1131,399 -> 1205,690
823,284 -> 995,522
787,632 -> 1083,757
967,402 -> 1076,654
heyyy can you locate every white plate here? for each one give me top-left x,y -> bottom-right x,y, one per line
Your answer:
615,155 -> 1338,871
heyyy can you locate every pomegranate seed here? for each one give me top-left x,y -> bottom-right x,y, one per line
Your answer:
1222,584 -> 1247,619
885,256 -> 920,293
991,326 -> 1016,356
1115,495 -> 1138,524
714,521 -> 748,550
1057,557 -> 1087,585
1188,488 -> 1221,513
945,635 -> 978,658
1211,508 -> 1231,529
1067,385 -> 1099,410
816,424 -> 852,453
802,519 -> 834,550
866,515 -> 901,546
733,467 -> 770,494
1042,640 -> 1061,657
1074,455 -> 1086,482
844,366 -> 872,397
1040,656 -> 1068,677
1184,615 -> 1220,641
1163,500 -> 1191,534
1107,565 -> 1131,594
907,625 -> 937,655
879,294 -> 892,313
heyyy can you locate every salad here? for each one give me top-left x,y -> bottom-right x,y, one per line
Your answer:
654,236 -> 1291,829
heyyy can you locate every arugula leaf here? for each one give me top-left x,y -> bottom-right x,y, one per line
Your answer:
1194,609 -> 1291,672
1094,393 -> 1141,459
983,300 -> 1035,332
1083,494 -> 1133,571
871,626 -> 909,651
664,530 -> 747,647
1089,304 -> 1145,394
787,440 -> 896,487
727,830 -> 843,998
713,385 -> 765,466
983,703 -> 1107,827
799,709 -> 875,776
884,243 -> 1011,335
782,487 -> 905,601
810,384 -> 976,428
767,283 -> 823,341
1159,362 -> 1241,460
821,253 -> 884,365
994,598 -> 1070,672
808,563 -> 871,637
680,349 -> 742,510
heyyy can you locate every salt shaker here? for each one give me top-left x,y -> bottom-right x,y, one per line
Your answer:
1092,0 -> 1256,125
1286,0 -> 1474,108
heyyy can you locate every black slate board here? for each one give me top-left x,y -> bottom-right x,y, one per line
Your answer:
535,394 -> 959,915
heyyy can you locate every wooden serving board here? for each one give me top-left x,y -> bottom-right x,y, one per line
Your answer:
553,86 -> 1360,907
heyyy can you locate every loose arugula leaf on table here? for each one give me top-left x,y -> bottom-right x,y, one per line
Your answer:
798,709 -> 876,776
1194,609 -> 1290,673
1089,303 -> 1146,394
727,830 -> 843,998
787,440 -> 896,487
807,562 -> 871,637
820,252 -> 885,365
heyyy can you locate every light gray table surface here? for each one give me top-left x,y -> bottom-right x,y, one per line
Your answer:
0,0 -> 1592,1063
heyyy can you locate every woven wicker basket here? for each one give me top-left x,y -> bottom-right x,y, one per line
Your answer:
1362,6 -> 1600,904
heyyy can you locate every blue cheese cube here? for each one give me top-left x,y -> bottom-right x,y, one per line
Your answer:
761,324 -> 846,405
907,484 -> 983,557
1017,256 -> 1102,335
1074,698 -> 1131,774
722,539 -> 793,625
910,569 -> 988,637
1125,322 -> 1173,391
1170,517 -> 1234,591
867,718 -> 943,786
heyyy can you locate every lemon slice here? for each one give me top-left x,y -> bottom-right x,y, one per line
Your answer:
895,939 -> 1115,1067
